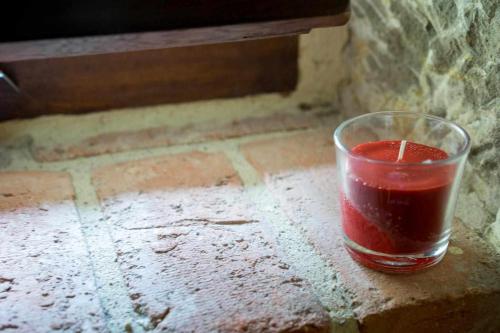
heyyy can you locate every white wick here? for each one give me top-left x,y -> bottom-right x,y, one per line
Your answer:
397,140 -> 407,162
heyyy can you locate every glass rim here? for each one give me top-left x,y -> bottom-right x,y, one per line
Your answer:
333,111 -> 471,167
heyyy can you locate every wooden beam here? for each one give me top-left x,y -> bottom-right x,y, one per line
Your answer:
2,1 -> 349,42
0,15 -> 347,62
0,37 -> 298,120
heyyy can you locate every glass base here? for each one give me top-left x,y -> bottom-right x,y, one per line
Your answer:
344,236 -> 448,273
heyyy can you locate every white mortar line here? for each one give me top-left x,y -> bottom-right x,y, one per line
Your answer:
224,146 -> 359,333
68,167 -> 146,333
4,127 -> 328,172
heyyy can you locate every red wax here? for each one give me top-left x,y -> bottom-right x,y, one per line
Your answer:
341,140 -> 454,255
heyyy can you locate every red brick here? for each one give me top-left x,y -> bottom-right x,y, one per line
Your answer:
33,110 -> 339,162
241,131 -> 500,333
92,151 -> 331,332
242,128 -> 334,175
0,171 -> 74,210
93,151 -> 241,200
0,171 -> 106,332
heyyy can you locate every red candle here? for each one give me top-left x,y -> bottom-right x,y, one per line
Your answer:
335,112 -> 470,273
341,140 -> 455,258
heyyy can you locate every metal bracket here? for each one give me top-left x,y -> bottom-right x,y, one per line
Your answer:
0,71 -> 20,94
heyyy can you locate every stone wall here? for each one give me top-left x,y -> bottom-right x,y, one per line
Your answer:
337,0 -> 500,249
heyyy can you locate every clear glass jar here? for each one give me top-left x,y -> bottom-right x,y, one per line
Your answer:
334,111 -> 470,273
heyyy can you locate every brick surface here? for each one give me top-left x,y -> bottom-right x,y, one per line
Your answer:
241,130 -> 500,333
33,110 -> 339,162
242,128 -> 334,175
92,151 -> 331,332
92,151 -> 241,200
0,172 -> 106,332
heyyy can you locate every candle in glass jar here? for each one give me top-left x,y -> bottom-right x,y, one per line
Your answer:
334,112 -> 470,273
341,140 -> 454,264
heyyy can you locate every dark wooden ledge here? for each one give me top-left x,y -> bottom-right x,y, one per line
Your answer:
0,1 -> 349,61
0,14 -> 348,63
0,1 -> 349,119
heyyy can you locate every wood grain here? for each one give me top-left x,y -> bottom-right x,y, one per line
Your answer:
0,37 -> 298,120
